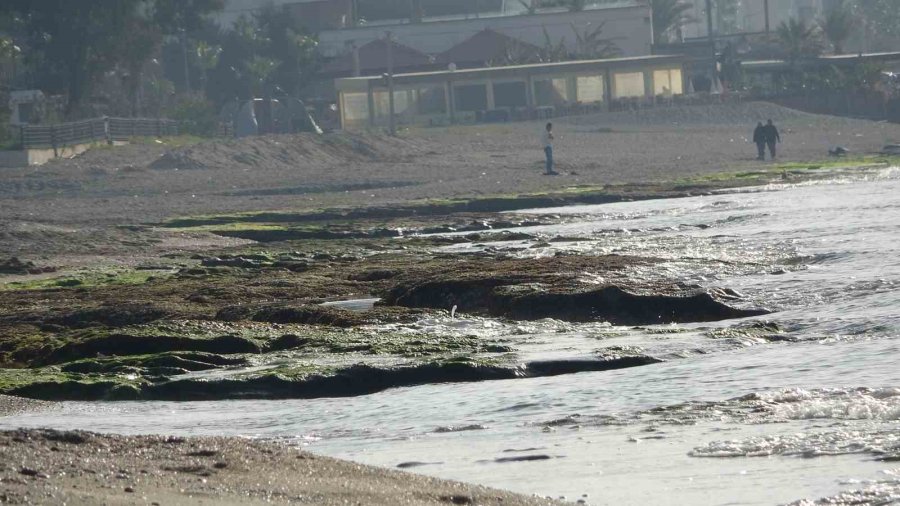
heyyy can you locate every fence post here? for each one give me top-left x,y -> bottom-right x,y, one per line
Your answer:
51,125 -> 58,158
104,117 -> 112,145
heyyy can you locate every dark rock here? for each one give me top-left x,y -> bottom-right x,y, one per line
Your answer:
386,280 -> 766,325
40,334 -> 261,367
348,269 -> 398,282
0,257 -> 56,275
43,304 -> 170,329
441,495 -> 474,504
494,455 -> 553,463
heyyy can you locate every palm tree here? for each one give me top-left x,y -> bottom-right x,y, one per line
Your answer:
410,0 -> 423,23
567,0 -> 587,12
571,22 -> 621,59
820,1 -> 854,54
651,0 -> 695,44
777,18 -> 824,63
517,0 -> 538,14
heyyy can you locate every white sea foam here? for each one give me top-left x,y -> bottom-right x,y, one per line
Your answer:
787,468 -> 900,505
690,428 -> 900,459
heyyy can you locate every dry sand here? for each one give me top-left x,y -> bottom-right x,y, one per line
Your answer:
0,428 -> 562,505
2,101 -> 898,272
2,102 -> 898,230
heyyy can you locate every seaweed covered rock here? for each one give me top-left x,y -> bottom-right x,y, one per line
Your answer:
216,304 -> 426,328
382,256 -> 769,324
0,257 -> 56,275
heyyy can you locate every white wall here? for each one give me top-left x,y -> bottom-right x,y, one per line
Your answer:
214,0 -> 308,28
318,5 -> 653,59
681,0 -> 824,39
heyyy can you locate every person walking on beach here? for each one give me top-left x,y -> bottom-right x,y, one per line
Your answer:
762,119 -> 781,159
542,122 -> 558,175
753,122 -> 766,160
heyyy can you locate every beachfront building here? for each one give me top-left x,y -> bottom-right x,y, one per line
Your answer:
318,2 -> 653,61
334,54 -> 686,129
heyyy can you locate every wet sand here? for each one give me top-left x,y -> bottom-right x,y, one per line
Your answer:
0,395 -> 50,417
0,428 -> 562,505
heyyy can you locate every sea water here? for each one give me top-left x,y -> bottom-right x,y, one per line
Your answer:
4,168 -> 899,505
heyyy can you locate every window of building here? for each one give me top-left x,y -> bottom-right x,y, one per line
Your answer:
341,92 -> 370,123
653,68 -> 684,96
533,77 -> 569,106
576,75 -> 605,103
417,86 -> 447,115
614,72 -> 645,98
454,83 -> 488,112
493,81 -> 528,108
372,90 -> 413,123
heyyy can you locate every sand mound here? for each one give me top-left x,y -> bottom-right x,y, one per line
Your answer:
147,132 -> 422,172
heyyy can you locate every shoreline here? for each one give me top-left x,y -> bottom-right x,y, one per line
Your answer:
0,428 -> 564,505
2,102 -> 899,504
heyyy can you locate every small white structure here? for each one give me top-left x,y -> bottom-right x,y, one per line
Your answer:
8,90 -> 45,126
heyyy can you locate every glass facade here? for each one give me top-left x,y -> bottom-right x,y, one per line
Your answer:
341,92 -> 370,125
614,72 -> 645,98
493,81 -> 528,108
454,83 -> 488,111
576,75 -> 605,103
533,77 -> 569,106
653,68 -> 684,96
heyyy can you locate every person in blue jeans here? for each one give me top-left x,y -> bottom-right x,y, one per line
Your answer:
542,122 -> 558,175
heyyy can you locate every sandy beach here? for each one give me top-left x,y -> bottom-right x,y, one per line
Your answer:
0,427 -> 563,505
1,102 -> 899,505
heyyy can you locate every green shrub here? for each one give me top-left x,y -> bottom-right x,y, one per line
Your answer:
168,97 -> 219,137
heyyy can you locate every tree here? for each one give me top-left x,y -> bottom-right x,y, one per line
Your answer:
713,0 -> 739,35
250,5 -> 319,96
7,0 -> 224,116
849,0 -> 900,43
820,1 -> 855,54
776,18 -> 824,64
8,0 -> 147,115
517,0 -> 539,14
570,22 -> 621,59
651,0 -> 695,44
151,0 -> 226,34
567,0 -> 588,12
202,6 -> 319,105
151,0 -> 225,91
410,0 -> 424,22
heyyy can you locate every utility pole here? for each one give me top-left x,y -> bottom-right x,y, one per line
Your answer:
706,0 -> 716,81
764,0 -> 770,34
181,28 -> 191,92
385,31 -> 396,136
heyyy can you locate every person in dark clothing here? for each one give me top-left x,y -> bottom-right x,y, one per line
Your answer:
762,119 -> 781,159
753,122 -> 766,160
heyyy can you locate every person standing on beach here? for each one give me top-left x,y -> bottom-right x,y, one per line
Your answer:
753,122 -> 766,160
763,119 -> 781,159
542,122 -> 558,175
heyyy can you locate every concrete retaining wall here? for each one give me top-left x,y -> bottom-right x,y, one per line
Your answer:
0,141 -> 102,168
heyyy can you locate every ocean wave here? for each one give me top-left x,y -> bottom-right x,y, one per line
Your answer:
536,387 -> 900,430
786,468 -> 900,505
689,428 -> 900,459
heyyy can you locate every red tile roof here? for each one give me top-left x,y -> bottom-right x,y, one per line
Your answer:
323,38 -> 436,76
436,29 -> 541,68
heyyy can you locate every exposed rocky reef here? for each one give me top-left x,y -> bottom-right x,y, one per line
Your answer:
0,220 -> 767,402
383,256 -> 769,324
